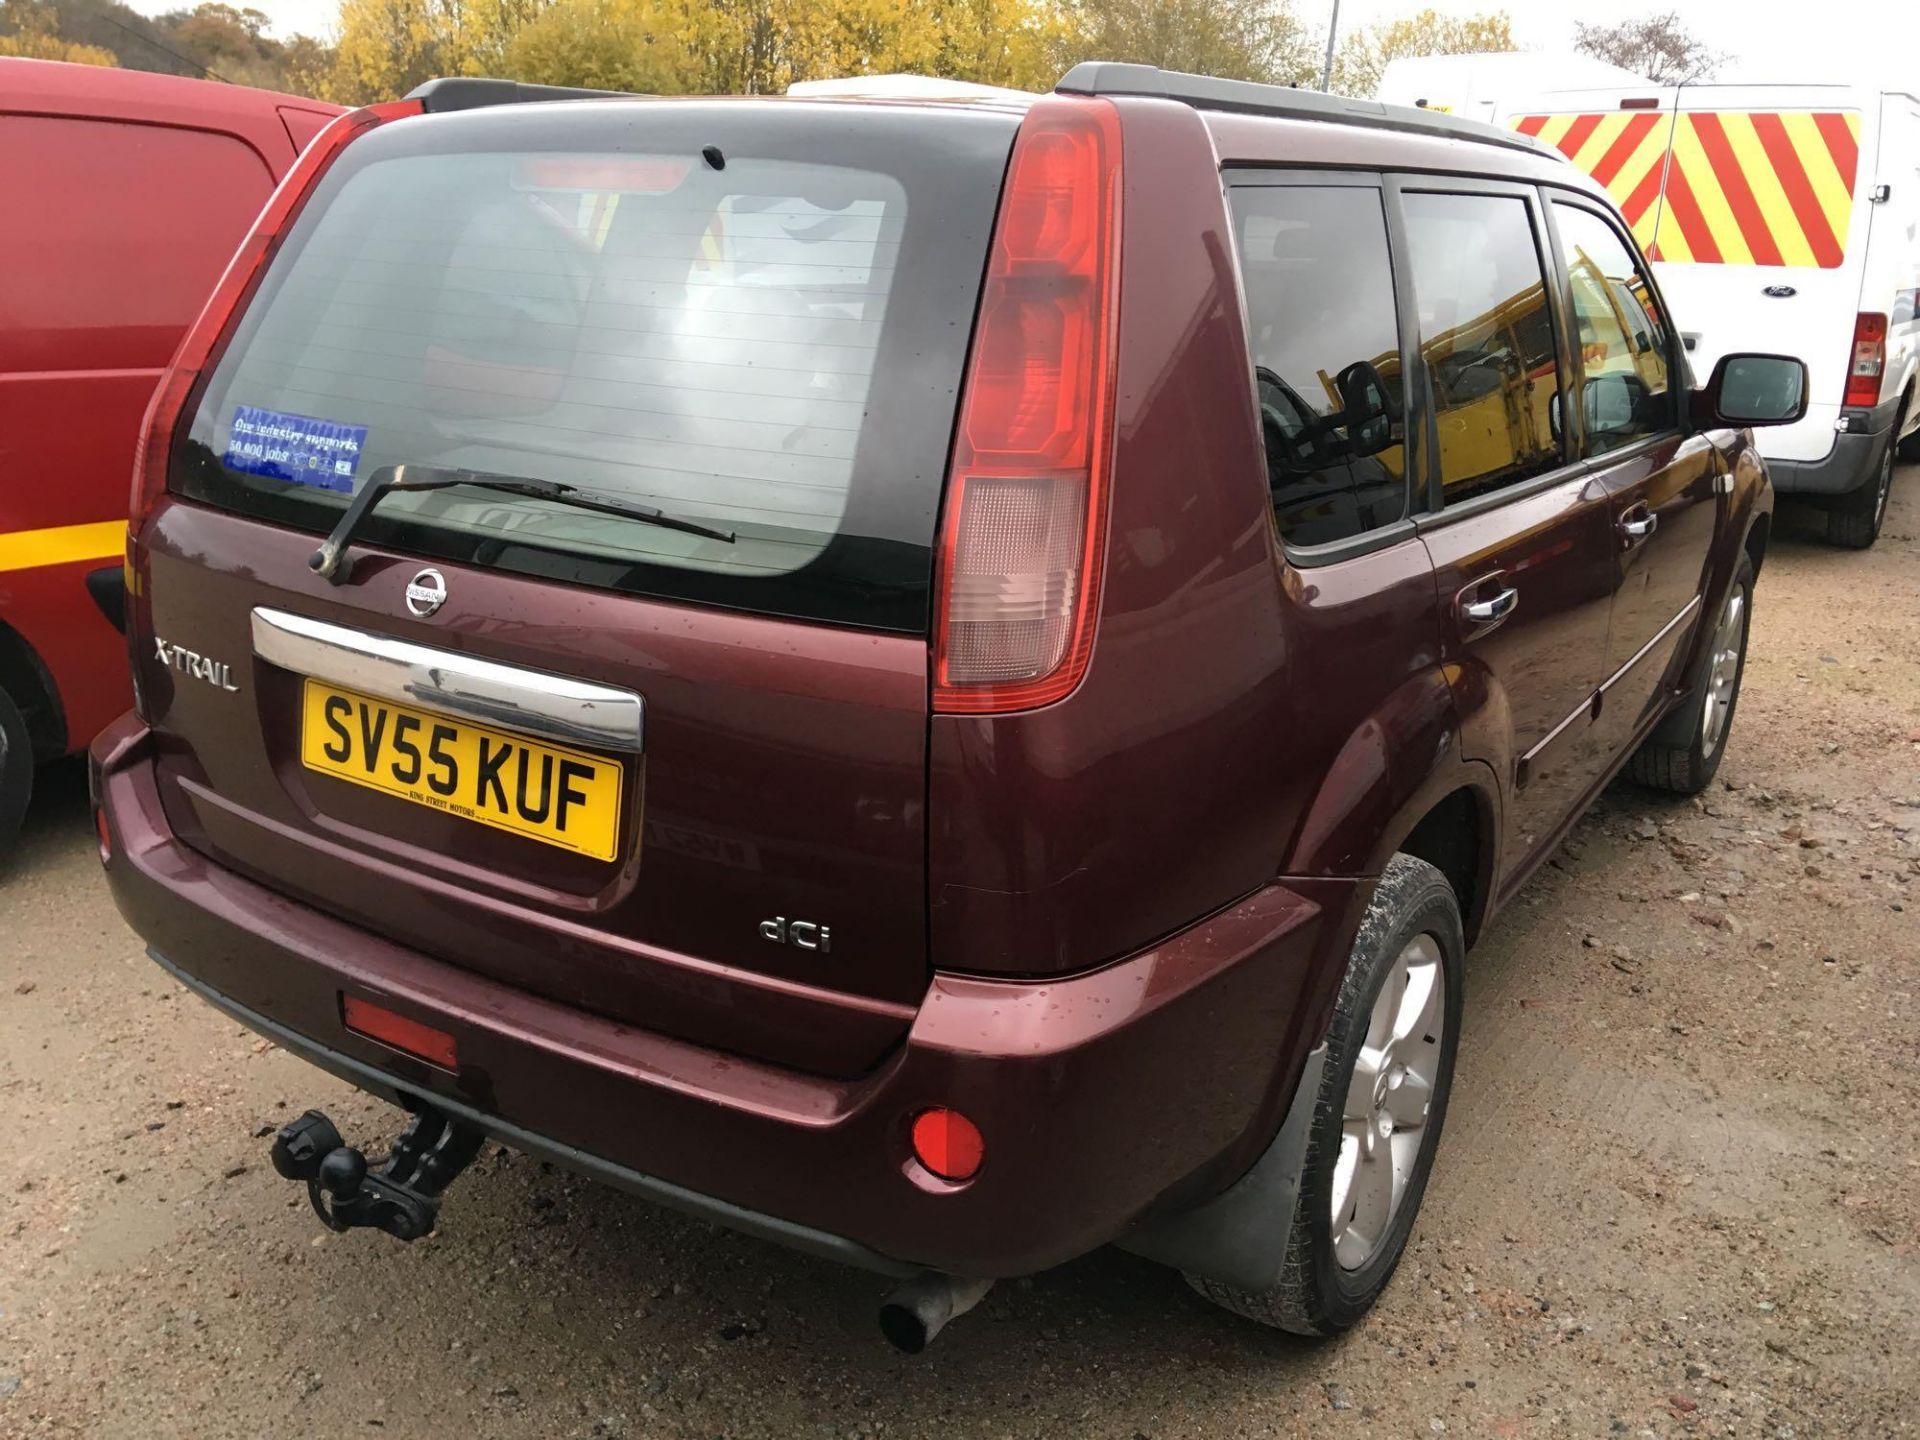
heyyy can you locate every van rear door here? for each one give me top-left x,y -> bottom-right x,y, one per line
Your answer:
1513,85 -> 1876,463
1658,85 -> 1875,461
134,100 -> 1019,1076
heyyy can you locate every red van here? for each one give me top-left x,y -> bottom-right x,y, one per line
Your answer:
0,58 -> 340,842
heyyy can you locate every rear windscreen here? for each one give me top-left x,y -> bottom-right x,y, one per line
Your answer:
175,102 -> 1017,631
1515,108 -> 1861,269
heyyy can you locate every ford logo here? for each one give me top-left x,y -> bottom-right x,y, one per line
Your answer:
1763,284 -> 1798,298
404,567 -> 448,618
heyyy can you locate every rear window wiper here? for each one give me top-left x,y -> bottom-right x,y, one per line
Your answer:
309,464 -> 736,585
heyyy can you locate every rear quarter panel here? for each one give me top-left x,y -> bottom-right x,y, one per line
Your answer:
930,103 -> 1492,980
928,98 -> 1292,977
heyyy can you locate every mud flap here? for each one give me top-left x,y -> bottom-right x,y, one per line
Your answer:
1116,1043 -> 1326,1291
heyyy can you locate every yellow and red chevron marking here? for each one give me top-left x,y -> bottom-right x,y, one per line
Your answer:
1514,109 -> 1862,269
1513,110 -> 1675,250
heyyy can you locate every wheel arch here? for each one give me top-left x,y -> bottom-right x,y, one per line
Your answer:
1385,778 -> 1499,945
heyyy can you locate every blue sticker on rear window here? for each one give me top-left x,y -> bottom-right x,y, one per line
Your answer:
224,406 -> 367,494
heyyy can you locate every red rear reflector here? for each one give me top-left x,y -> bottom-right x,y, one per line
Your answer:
94,808 -> 111,862
342,995 -> 459,1071
910,1107 -> 984,1181
932,95 -> 1122,714
130,98 -> 424,531
1845,312 -> 1888,408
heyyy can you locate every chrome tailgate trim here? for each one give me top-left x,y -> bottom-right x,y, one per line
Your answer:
251,607 -> 644,753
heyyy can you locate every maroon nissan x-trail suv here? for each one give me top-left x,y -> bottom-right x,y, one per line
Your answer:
94,64 -> 1804,1349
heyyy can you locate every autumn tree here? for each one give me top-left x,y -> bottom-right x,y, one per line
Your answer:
1329,7 -> 1512,98
492,0 -> 1057,99
149,3 -> 285,85
923,0 -> 1061,91
1573,10 -> 1722,84
505,0 -> 688,92
0,0 -> 118,62
1051,0 -> 1318,86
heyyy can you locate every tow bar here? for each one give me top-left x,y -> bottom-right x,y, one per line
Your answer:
269,1106 -> 485,1241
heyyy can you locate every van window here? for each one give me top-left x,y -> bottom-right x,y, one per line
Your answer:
0,117 -> 274,373
174,105 -> 1016,633
1402,192 -> 1568,502
1553,203 -> 1675,455
1230,185 -> 1409,548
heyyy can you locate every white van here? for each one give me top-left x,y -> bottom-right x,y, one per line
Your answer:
1376,53 -> 1647,125
1497,82 -> 1920,547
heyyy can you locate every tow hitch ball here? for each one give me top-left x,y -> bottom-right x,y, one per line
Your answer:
269,1106 -> 485,1242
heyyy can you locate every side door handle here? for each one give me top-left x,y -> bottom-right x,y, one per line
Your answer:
1460,586 -> 1519,626
1619,503 -> 1658,543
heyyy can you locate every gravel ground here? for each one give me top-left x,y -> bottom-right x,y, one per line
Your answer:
3,474 -> 1917,1439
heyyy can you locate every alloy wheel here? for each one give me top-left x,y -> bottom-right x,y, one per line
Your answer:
1331,934 -> 1446,1270
1699,582 -> 1747,753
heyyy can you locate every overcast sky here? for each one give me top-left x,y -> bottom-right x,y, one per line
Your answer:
121,0 -> 1919,88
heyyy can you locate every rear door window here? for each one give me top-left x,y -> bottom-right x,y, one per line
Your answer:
175,105 -> 1017,632
1401,190 -> 1569,503
1229,183 -> 1410,548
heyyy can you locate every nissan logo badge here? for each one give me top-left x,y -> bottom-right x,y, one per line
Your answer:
405,567 -> 448,618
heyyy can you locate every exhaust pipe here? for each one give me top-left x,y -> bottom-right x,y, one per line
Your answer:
878,1273 -> 994,1353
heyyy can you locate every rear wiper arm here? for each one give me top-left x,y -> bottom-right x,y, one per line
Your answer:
308,463 -> 736,585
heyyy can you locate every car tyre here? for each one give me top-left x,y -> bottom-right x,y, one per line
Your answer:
0,685 -> 33,848
1185,854 -> 1464,1335
1827,443 -> 1893,549
1627,554 -> 1753,795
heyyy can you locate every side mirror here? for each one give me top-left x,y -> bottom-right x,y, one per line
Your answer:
1694,353 -> 1809,428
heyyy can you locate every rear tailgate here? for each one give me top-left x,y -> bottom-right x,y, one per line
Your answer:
134,99 -> 1019,1076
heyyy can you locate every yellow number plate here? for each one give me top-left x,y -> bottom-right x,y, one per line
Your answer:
300,679 -> 624,861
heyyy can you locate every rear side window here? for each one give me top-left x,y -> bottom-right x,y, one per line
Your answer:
1230,185 -> 1409,548
176,105 -> 1016,632
1402,191 -> 1567,503
0,117 -> 274,373
1553,202 -> 1676,455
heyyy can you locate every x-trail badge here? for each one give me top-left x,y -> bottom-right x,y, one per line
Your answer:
404,568 -> 447,618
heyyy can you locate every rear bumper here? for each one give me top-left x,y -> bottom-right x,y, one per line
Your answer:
92,715 -> 1338,1278
1765,395 -> 1901,496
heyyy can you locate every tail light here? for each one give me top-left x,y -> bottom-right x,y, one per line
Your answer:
1844,312 -> 1887,409
931,96 -> 1122,714
129,99 -> 425,531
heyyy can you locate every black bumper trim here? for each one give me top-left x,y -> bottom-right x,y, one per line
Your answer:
86,565 -> 126,634
148,947 -> 920,1279
1767,394 -> 1902,496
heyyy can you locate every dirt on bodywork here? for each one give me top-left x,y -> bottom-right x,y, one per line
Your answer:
1,475 -> 1916,1438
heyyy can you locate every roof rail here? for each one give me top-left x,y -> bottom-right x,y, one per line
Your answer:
405,77 -> 638,114
1054,61 -> 1550,159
